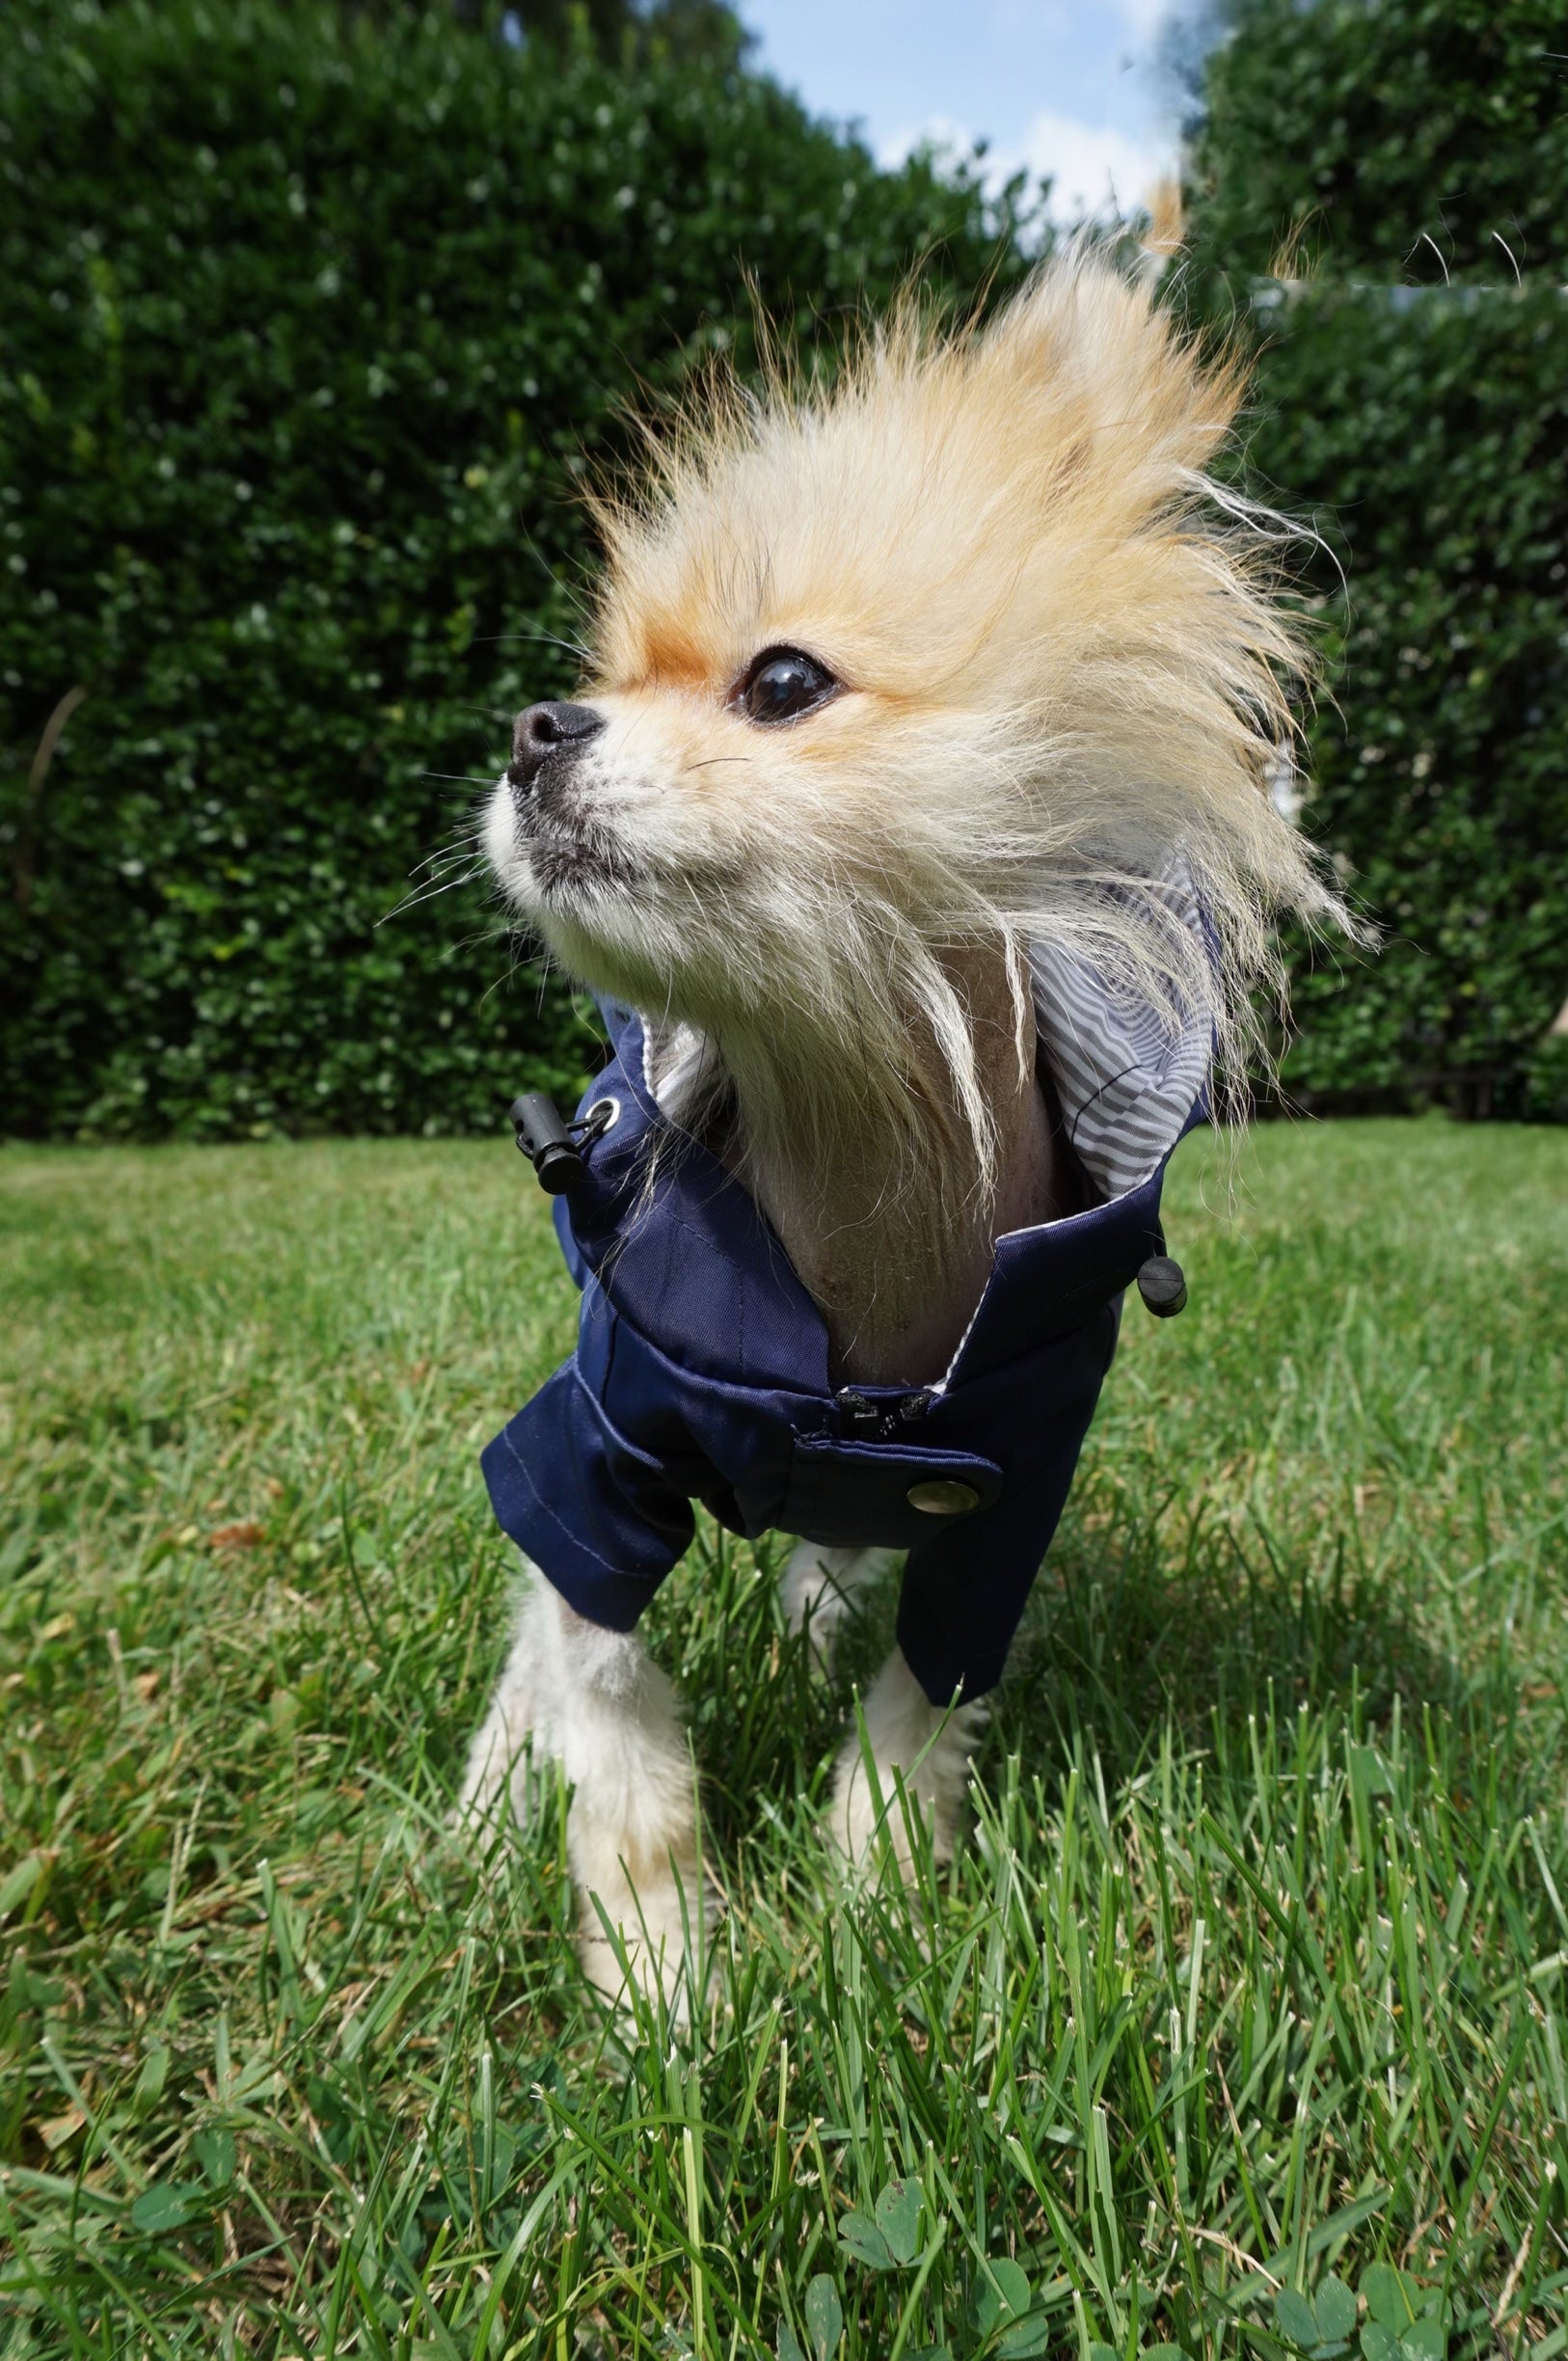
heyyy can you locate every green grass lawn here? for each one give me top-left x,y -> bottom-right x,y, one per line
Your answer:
3,1119 -> 1567,2361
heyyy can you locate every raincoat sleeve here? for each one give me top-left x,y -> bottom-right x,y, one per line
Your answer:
480,1357 -> 696,1632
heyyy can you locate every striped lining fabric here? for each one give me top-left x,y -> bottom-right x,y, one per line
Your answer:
1028,868 -> 1212,1203
643,869 -> 1215,1207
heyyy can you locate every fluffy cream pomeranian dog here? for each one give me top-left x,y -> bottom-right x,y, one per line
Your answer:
457,250 -> 1340,2005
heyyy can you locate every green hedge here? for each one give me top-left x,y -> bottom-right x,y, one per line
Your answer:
1243,285 -> 1568,1118
8,1 -> 1565,1135
1185,0 -> 1568,284
1182,0 -> 1568,1121
0,0 -> 1022,1138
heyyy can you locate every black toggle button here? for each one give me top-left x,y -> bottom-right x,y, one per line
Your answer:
510,1093 -> 583,1194
1136,1254 -> 1188,1317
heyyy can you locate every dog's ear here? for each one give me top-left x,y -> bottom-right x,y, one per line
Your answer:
978,252 -> 1242,493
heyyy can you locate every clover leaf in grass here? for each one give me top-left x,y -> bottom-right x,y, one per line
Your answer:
994,2312 -> 1052,2357
1359,2265 -> 1449,2361
1374,2325 -> 1446,2361
1315,2280 -> 1361,2344
975,2255 -> 1031,2327
838,2177 -> 925,2270
1278,2291 -> 1327,2349
803,2274 -> 843,2361
1360,2267 -> 1419,2329
129,2181 -> 204,2235
876,2176 -> 924,2263
837,2210 -> 894,2268
192,2127 -> 235,2188
1276,2263 -> 1449,2361
1276,2275 -> 1358,2359
974,2257 -> 1035,2347
1083,2347 -> 1190,2361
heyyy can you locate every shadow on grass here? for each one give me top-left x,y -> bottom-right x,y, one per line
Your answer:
646,1488 -> 1528,1857
1002,1506 -> 1468,1778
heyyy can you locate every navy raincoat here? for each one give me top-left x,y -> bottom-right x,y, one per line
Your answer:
482,920 -> 1208,1704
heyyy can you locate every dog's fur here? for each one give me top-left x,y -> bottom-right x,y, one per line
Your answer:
460,251 -> 1342,2003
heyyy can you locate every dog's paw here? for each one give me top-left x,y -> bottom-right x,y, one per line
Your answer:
828,1648 -> 980,1879
452,1680 -> 537,1835
830,1733 -> 971,1875
576,1854 -> 721,2019
779,1541 -> 893,1664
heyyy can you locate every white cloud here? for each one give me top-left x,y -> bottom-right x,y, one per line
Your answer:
1010,106 -> 1176,219
1115,0 -> 1174,41
880,108 -> 1176,225
876,116 -> 975,173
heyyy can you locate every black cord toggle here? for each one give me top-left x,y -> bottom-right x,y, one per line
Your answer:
509,1093 -> 615,1194
1136,1254 -> 1188,1317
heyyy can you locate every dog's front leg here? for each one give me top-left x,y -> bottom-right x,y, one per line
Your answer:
459,1562 -> 709,2010
829,1646 -> 983,1879
778,1541 -> 894,1663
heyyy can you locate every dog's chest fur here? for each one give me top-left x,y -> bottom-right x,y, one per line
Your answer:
723,950 -> 1072,1388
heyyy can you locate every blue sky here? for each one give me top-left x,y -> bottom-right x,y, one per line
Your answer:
735,0 -> 1197,222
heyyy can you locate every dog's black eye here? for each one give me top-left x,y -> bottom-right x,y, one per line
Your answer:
737,647 -> 839,726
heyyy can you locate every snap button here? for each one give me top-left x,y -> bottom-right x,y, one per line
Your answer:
906,1479 -> 980,1516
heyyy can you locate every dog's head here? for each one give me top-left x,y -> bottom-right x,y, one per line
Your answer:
486,253 -> 1339,1120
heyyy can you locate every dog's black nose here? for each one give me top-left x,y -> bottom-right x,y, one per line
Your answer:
508,700 -> 605,797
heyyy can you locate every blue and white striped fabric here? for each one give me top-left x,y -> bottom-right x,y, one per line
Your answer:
1029,870 -> 1212,1202
644,864 -> 1215,1208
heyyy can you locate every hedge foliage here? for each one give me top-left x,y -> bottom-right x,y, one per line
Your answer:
1,0 -> 1024,1137
1242,286 -> 1568,1117
1184,0 -> 1568,1119
6,0 -> 1565,1134
1186,0 -> 1567,283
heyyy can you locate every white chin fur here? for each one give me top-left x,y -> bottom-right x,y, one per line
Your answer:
484,772 -> 535,909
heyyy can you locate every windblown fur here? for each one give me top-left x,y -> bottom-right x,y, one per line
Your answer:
487,246 -> 1343,1240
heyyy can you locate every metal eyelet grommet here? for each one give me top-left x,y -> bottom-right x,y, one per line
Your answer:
581,1096 -> 621,1138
